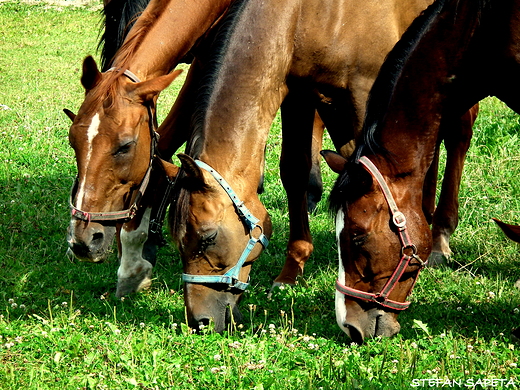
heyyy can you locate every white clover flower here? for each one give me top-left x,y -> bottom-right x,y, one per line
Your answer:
514,308 -> 519,314
140,323 -> 145,328
268,324 -> 275,330
213,354 -> 221,361
210,367 -> 220,374
488,291 -> 496,299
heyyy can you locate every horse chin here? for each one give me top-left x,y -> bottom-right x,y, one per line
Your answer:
184,284 -> 244,333
338,300 -> 401,344
67,222 -> 116,263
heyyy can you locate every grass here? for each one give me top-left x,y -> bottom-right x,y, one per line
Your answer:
0,2 -> 519,389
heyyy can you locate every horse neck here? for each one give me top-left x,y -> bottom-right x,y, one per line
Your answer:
370,0 -> 484,177
112,0 -> 231,80
188,0 -> 295,191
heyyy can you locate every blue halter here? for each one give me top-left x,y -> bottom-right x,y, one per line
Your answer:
181,160 -> 269,291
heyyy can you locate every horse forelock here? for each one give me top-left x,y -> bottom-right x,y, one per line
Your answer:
80,72 -> 128,118
328,154 -> 373,216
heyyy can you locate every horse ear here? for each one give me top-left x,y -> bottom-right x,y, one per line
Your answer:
177,153 -> 205,183
63,108 -> 76,122
321,150 -> 347,174
133,69 -> 183,102
81,56 -> 102,92
157,158 -> 180,179
492,218 -> 520,243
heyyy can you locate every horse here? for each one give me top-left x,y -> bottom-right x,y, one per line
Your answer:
66,0 -> 234,297
161,0 -> 477,332
67,0 -> 330,298
323,0 -> 519,343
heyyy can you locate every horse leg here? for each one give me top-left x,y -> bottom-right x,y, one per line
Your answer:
272,91 -> 316,287
116,207 -> 155,297
422,142 -> 441,225
308,112 -> 325,213
429,105 -> 477,266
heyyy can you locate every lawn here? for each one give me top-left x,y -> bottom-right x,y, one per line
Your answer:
0,2 -> 519,389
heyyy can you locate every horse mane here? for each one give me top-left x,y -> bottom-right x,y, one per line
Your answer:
329,0 -> 490,214
98,0 -> 151,71
83,0 -> 172,116
169,0 -> 251,240
110,0 -> 172,72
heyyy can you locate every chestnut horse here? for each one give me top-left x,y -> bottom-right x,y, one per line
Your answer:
68,0 -> 326,298
323,0 -> 519,343
66,0 -> 233,297
164,0 -> 477,332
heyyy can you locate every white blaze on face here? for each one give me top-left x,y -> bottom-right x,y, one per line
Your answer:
335,208 -> 350,336
76,113 -> 100,209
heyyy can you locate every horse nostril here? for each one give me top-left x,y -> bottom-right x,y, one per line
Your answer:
71,241 -> 89,258
91,231 -> 105,248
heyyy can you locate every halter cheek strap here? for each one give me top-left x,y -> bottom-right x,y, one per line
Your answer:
181,160 -> 269,291
335,156 -> 427,311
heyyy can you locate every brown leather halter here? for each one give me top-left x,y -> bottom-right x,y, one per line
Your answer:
69,69 -> 159,223
335,156 -> 427,310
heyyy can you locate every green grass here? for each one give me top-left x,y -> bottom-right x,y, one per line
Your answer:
0,2 -> 519,389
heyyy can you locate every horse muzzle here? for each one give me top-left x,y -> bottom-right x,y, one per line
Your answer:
67,219 -> 116,263
338,299 -> 401,344
184,283 -> 244,333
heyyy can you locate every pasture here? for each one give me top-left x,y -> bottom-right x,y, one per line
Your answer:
0,1 -> 519,388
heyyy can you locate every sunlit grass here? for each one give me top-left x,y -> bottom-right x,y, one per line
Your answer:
0,2 -> 519,389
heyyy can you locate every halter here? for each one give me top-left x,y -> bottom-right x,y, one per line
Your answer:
69,68 -> 160,223
182,160 -> 269,291
335,156 -> 427,310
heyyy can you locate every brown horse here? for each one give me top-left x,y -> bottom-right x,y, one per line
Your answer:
324,0 -> 520,343
68,0 -> 331,299
163,0 -> 478,332
66,0 -> 233,297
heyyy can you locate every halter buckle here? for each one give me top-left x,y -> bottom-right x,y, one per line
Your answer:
392,211 -> 407,228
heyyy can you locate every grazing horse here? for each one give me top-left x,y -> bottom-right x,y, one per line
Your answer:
66,0 -> 233,297
164,0 -> 478,332
323,0 -> 519,343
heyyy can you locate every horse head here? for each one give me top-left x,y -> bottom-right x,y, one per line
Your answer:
169,154 -> 272,333
66,56 -> 181,264
323,150 -> 431,344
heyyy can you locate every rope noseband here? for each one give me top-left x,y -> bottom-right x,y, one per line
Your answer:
335,156 -> 426,310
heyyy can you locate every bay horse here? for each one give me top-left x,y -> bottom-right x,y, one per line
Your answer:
163,0 -> 476,332
323,0 -> 519,343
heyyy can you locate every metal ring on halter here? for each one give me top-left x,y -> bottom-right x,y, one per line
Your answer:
401,243 -> 418,257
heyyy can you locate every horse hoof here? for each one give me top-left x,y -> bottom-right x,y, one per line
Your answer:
427,251 -> 448,267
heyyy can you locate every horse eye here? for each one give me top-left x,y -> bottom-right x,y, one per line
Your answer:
114,141 -> 134,156
352,233 -> 368,247
200,231 -> 218,251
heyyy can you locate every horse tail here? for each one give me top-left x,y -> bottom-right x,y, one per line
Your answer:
98,0 -> 151,71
